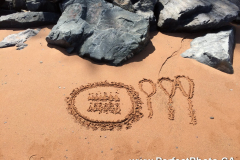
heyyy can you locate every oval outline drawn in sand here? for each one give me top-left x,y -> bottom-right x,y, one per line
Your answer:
65,81 -> 143,131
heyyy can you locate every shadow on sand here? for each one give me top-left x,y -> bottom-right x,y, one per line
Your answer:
47,31 -> 159,66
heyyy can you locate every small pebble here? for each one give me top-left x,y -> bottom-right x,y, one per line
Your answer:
4,122 -> 7,124
110,148 -> 113,150
230,89 -> 233,91
17,73 -> 19,75
63,87 -> 65,89
101,151 -> 103,153
29,69 -> 31,71
210,117 -> 214,119
40,61 -> 43,64
85,137 -> 87,139
176,147 -> 178,149
196,136 -> 198,138
59,86 -> 61,89
5,82 -> 7,84
104,136 -> 107,138
137,141 -> 139,143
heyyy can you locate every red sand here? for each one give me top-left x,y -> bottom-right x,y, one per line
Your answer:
0,24 -> 240,159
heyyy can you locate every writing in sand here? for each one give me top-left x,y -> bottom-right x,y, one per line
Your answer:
65,75 -> 196,131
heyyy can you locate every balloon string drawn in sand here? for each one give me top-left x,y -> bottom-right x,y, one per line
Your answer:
138,79 -> 156,119
157,75 -> 197,125
87,92 -> 121,114
65,81 -> 143,131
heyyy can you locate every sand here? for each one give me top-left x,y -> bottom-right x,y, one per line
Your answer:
0,24 -> 240,159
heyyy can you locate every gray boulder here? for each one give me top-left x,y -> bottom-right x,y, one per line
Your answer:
181,27 -> 235,74
0,9 -> 17,16
107,0 -> 158,30
46,0 -> 149,65
0,28 -> 40,50
0,0 -> 13,10
228,0 -> 240,8
0,11 -> 60,28
0,0 -> 5,7
109,0 -> 135,12
133,0 -> 158,30
228,0 -> 240,23
157,0 -> 239,32
13,0 -> 27,11
26,0 -> 61,13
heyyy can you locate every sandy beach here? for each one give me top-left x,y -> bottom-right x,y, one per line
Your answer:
0,24 -> 240,159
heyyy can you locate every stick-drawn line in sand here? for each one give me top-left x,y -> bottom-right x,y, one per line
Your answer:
29,155 -> 37,160
65,81 -> 143,131
138,79 -> 157,119
157,75 -> 197,125
158,36 -> 188,77
87,92 -> 121,114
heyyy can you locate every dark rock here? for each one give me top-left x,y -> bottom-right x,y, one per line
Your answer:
0,9 -> 17,16
234,14 -> 240,23
16,43 -> 28,50
1,0 -> 26,11
47,0 -> 149,65
0,0 -> 13,10
132,0 -> 158,30
157,0 -> 239,32
0,0 -> 5,7
1,0 -> 60,12
228,0 -> 240,24
0,28 -> 40,50
181,27 -> 235,74
107,0 -> 158,31
26,0 -> 61,13
228,0 -> 240,8
13,0 -> 27,11
109,0 -> 135,12
0,11 -> 60,28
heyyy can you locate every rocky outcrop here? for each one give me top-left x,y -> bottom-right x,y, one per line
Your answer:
26,0 -> 61,13
13,0 -> 27,11
106,0 -> 158,30
108,0 -> 135,12
181,27 -> 235,74
132,0 -> 158,30
228,0 -> 240,23
0,28 -> 40,50
0,11 -> 60,28
0,9 -> 17,16
157,0 -> 239,32
46,0 -> 149,65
